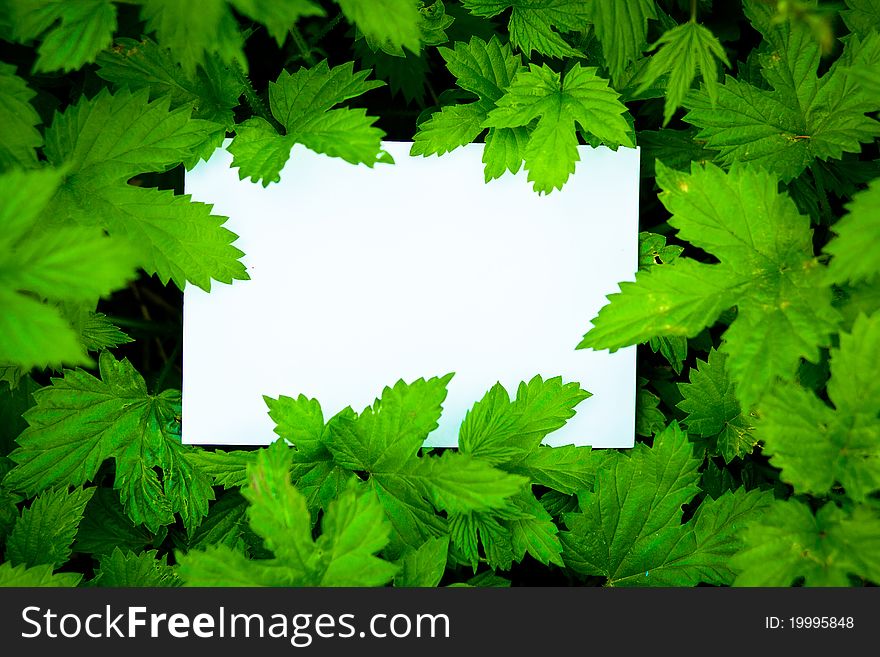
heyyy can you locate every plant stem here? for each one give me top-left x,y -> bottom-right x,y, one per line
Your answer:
690,0 -> 698,22
291,25 -> 316,66
234,63 -> 284,133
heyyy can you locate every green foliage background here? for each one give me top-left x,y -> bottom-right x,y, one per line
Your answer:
0,0 -> 878,587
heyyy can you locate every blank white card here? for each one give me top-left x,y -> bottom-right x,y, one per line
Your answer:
183,142 -> 639,448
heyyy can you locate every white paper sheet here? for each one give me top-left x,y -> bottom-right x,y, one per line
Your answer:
183,141 -> 639,448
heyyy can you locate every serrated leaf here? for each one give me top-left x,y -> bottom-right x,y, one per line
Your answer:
337,0 -> 422,55
409,451 -> 528,514
757,312 -> 880,501
507,493 -> 563,567
638,21 -> 729,126
91,548 -> 181,587
507,444 -> 595,495
826,178 -> 880,285
842,0 -> 880,38
75,488 -> 152,556
78,312 -> 133,351
678,349 -> 757,463
230,61 -> 388,186
184,491 -> 250,553
96,37 -> 244,130
684,23 -> 880,181
394,536 -> 449,587
179,449 -> 397,587
9,0 -> 117,73
411,36 -> 525,181
43,87 -> 246,291
6,486 -> 94,568
560,423 -> 770,585
733,500 -> 880,586
462,0 -> 589,59
230,0 -> 325,46
0,168 -> 138,370
138,0 -> 246,75
6,352 -> 214,532
0,562 -> 81,587
484,63 -> 633,193
183,449 -> 255,489
589,0 -> 657,83
0,62 -> 42,169
459,375 -> 590,465
580,161 -> 841,406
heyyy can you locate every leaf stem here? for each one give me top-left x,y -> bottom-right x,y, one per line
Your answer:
690,0 -> 698,22
234,63 -> 284,133
290,25 -> 317,66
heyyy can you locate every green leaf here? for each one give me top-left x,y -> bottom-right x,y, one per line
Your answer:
229,61 -> 388,186
0,62 -> 42,169
6,486 -> 95,568
180,446 -> 397,586
74,488 -> 152,556
9,0 -> 117,73
560,423 -> 770,585
96,37 -> 244,130
337,0 -> 422,55
91,548 -> 181,587
733,500 -> 880,586
184,491 -> 250,553
507,493 -> 563,567
411,35 -> 525,183
484,63 -> 633,193
757,312 -> 880,501
683,23 -> 880,181
230,0 -> 325,46
459,375 -> 590,465
394,536 -> 449,587
677,349 -> 757,463
637,21 -> 729,126
826,178 -> 880,285
580,161 -> 841,406
77,312 -> 133,352
506,444 -> 595,495
0,562 -> 81,587
0,168 -> 138,370
842,0 -> 880,38
138,0 -> 246,75
589,0 -> 657,83
6,352 -> 215,532
183,449 -> 255,489
410,452 -> 528,514
462,0 -> 590,59
43,87 -> 247,291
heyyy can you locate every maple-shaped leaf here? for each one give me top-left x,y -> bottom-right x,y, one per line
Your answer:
483,63 -> 633,193
462,0 -> 589,59
272,376 -> 526,557
138,0 -> 246,75
580,161 -> 841,406
42,87 -> 247,291
678,349 -> 757,463
449,376 -> 589,569
5,352 -> 214,533
0,168 -> 138,370
411,36 -> 527,182
229,61 -> 388,186
337,0 -> 422,55
178,441 -> 399,586
637,20 -> 730,126
560,423 -> 771,586
0,62 -> 42,170
0,562 -> 81,587
90,548 -> 181,587
8,0 -> 117,73
96,37 -> 244,163
684,13 -> 880,181
826,178 -> 880,285
589,0 -> 657,84
733,500 -> 880,586
757,312 -> 880,501
230,0 -> 325,46
5,486 -> 94,569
